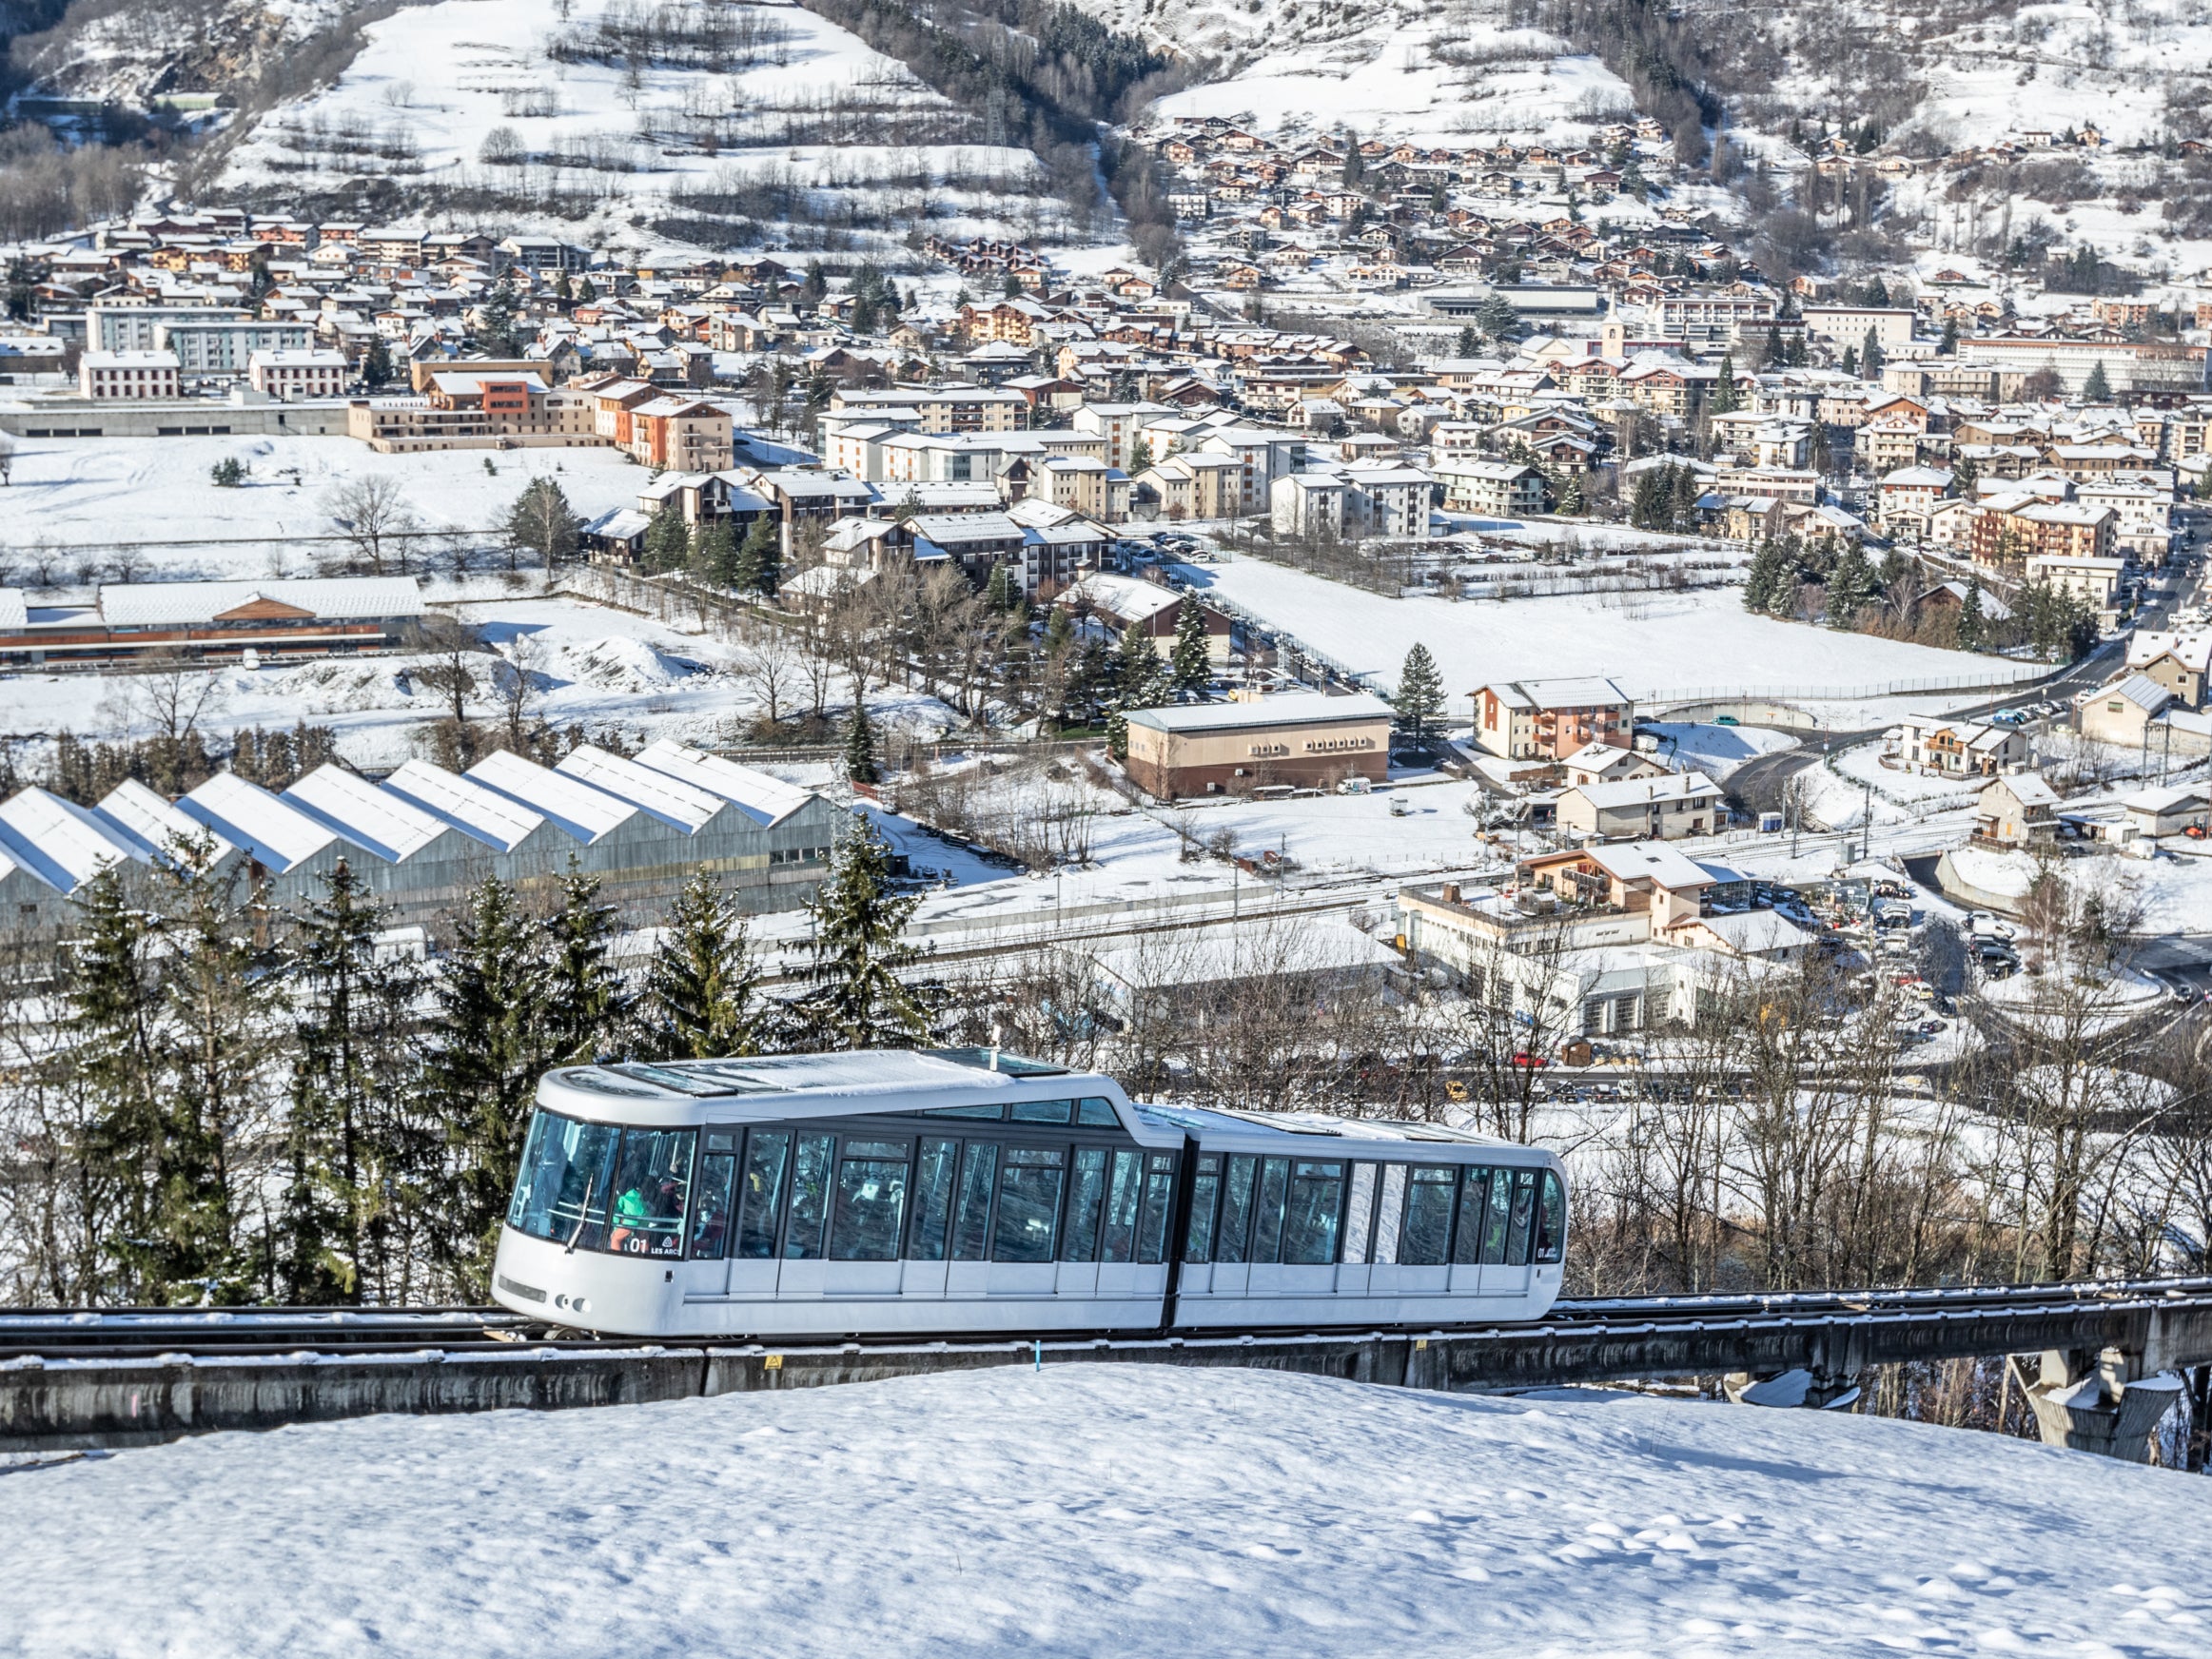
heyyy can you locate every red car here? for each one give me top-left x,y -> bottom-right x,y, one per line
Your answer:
1511,1053 -> 1548,1069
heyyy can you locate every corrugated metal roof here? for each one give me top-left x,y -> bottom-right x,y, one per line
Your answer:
466,751 -> 636,844
284,764 -> 450,863
382,760 -> 545,851
0,789 -> 137,893
95,778 -> 237,868
97,577 -> 424,627
634,739 -> 814,828
178,773 -> 342,873
556,746 -> 722,833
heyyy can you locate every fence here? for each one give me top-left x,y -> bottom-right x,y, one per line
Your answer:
1646,665 -> 2059,705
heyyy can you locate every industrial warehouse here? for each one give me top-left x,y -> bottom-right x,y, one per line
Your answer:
0,739 -> 841,927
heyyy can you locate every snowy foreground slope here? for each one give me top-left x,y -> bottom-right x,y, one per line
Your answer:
3,1365 -> 2206,1657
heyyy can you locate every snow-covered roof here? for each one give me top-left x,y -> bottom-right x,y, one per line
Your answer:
1566,771 -> 1721,810
0,590 -> 27,629
1572,839 -> 1716,890
466,751 -> 636,844
1687,908 -> 1819,957
382,759 -> 546,851
634,739 -> 817,829
284,765 -> 451,863
98,577 -> 423,627
0,788 -> 137,893
1987,772 -> 2061,808
1124,693 -> 1394,735
177,772 -> 341,873
1059,573 -> 1184,622
556,746 -> 723,833
96,778 -> 236,868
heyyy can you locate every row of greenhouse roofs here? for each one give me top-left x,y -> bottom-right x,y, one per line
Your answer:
0,739 -> 843,929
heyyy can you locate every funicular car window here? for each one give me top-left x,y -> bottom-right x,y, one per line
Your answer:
1341,1163 -> 1378,1264
1062,1146 -> 1107,1261
1215,1154 -> 1259,1263
907,1139 -> 959,1260
689,1131 -> 739,1259
831,1140 -> 910,1261
1373,1164 -> 1407,1264
1481,1165 -> 1513,1264
1399,1165 -> 1458,1266
1100,1149 -> 1144,1263
606,1128 -> 697,1259
1076,1098 -> 1121,1127
1009,1100 -> 1073,1124
921,1103 -> 1003,1119
1452,1167 -> 1493,1266
508,1111 -> 619,1248
1536,1169 -> 1566,1263
1184,1153 -> 1223,1263
993,1147 -> 1066,1262
1137,1153 -> 1177,1264
1281,1161 -> 1345,1265
734,1131 -> 792,1259
952,1142 -> 999,1260
1249,1157 -> 1290,1263
1506,1168 -> 1537,1265
782,1134 -> 835,1259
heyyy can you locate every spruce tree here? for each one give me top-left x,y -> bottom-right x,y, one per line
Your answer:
641,870 -> 762,1062
986,561 -> 1017,615
1860,325 -> 1884,380
1117,620 -> 1165,708
1169,593 -> 1212,696
425,876 -> 549,1290
1395,642 -> 1446,751
280,859 -> 424,1303
1711,353 -> 1740,415
2083,361 -> 2112,401
748,514 -> 782,595
1668,463 -> 1699,533
791,816 -> 937,1050
643,509 -> 690,575
692,519 -> 738,587
153,837 -> 274,1302
843,701 -> 881,785
1456,323 -> 1479,358
1940,315 -> 1959,356
66,865 -> 166,1303
1827,541 -> 1875,629
541,858 -> 630,1066
1957,578 -> 1987,650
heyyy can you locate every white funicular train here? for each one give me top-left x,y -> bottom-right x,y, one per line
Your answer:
492,1049 -> 1567,1338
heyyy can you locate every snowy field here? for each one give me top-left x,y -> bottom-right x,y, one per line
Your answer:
3,1365 -> 2206,1657
1183,553 -> 2027,701
1640,722 -> 1796,781
0,436 -> 646,582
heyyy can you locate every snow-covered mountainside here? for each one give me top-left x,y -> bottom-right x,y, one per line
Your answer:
2,1365 -> 2206,1655
1083,0 -> 1635,145
206,0 -> 1056,249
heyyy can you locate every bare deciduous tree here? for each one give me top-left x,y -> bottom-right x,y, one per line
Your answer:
323,476 -> 421,575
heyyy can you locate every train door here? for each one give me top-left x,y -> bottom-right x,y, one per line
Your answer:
1479,1166 -> 1538,1298
680,1130 -> 740,1298
727,1129 -> 791,1299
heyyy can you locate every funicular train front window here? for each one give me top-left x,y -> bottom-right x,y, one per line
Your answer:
509,1112 -> 696,1257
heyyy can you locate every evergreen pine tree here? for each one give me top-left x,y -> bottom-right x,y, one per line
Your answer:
152,837 -> 273,1302
1710,353 -> 1740,415
1953,453 -> 1980,496
1841,345 -> 1859,378
1940,315 -> 1959,356
749,514 -> 782,595
1456,323 -> 1480,357
280,859 -> 424,1303
425,877 -> 549,1290
2083,361 -> 2112,401
1117,620 -> 1165,707
791,816 -> 937,1049
1860,325 -> 1884,380
1762,323 -> 1785,367
361,337 -> 393,386
1106,705 -> 1131,763
843,701 -> 880,785
1742,538 -> 1781,613
66,865 -> 166,1303
640,870 -> 762,1062
1169,593 -> 1211,696
1957,578 -> 1987,651
692,519 -> 739,587
1394,642 -> 1445,751
1827,541 -> 1875,629
1668,464 -> 1700,533
541,858 -> 630,1066
986,561 -> 1017,615
734,513 -> 776,592
643,509 -> 690,575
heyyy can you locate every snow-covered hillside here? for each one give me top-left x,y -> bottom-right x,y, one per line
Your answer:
2,1365 -> 2205,1655
1087,0 -> 1635,145
206,0 -> 1057,252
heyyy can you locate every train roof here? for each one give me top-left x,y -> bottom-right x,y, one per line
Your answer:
538,1050 -> 1552,1162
